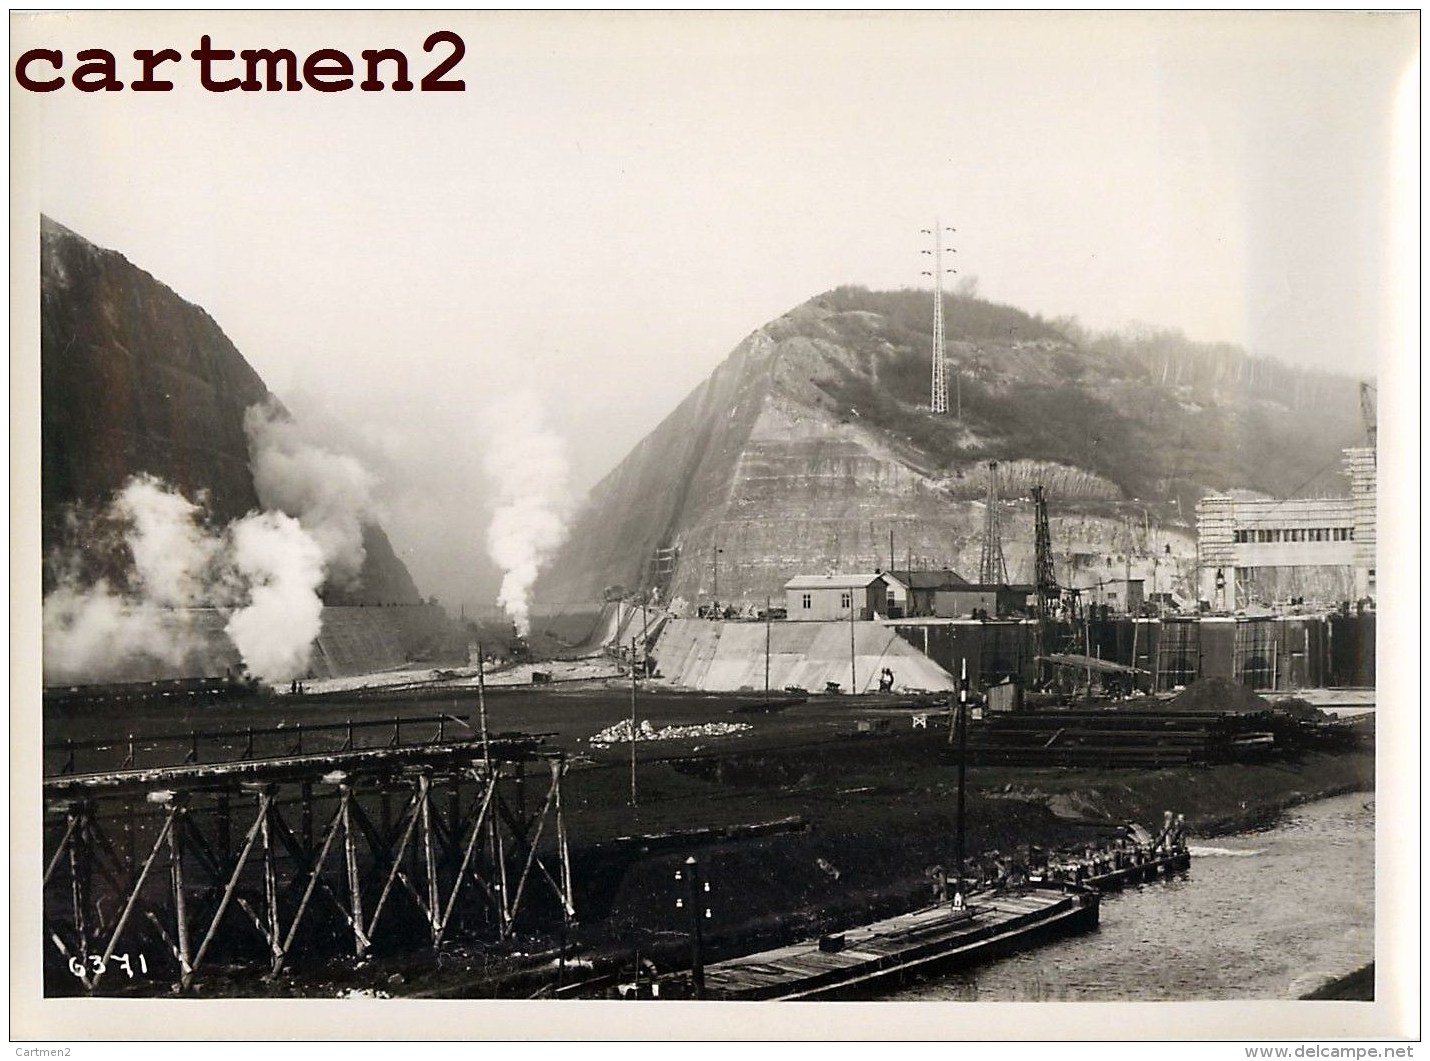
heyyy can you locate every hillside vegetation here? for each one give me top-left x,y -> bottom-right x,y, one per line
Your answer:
813,286 -> 1366,515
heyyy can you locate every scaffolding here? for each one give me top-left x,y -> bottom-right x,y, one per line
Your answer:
42,728 -> 573,993
1232,618 -> 1277,689
1153,619 -> 1200,692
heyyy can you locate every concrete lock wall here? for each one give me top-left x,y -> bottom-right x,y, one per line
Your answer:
650,618 -> 957,693
886,614 -> 1374,694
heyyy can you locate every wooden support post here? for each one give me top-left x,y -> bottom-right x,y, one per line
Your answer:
448,777 -> 461,850
187,789 -> 273,986
123,800 -> 136,877
366,785 -> 424,941
340,787 -> 369,958
504,771 -> 560,936
91,802 -> 179,991
274,800 -> 347,975
420,774 -> 441,946
553,760 -> 574,922
493,787 -> 511,933
515,760 -> 528,831
301,782 -> 313,852
437,770 -> 499,937
43,807 -> 80,889
169,803 -> 192,979
66,805 -> 89,957
216,793 -> 231,859
260,789 -> 282,970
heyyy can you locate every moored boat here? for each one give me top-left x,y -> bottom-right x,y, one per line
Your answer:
655,883 -> 1100,1001
1027,812 -> 1192,891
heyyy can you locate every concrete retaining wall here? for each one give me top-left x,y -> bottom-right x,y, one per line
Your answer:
650,618 -> 955,693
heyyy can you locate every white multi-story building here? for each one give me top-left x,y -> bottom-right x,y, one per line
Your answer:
1196,447 -> 1375,610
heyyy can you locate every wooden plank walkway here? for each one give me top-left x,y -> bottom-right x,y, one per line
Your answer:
699,888 -> 1087,1001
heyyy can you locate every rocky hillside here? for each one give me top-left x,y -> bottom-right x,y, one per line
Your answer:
537,286 -> 1364,611
40,216 -> 421,606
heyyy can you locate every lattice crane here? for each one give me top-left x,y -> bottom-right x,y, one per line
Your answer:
979,460 -> 1008,586
1030,484 -> 1061,681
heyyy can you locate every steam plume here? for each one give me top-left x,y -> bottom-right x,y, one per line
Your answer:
43,475 -> 222,682
245,402 -> 375,587
113,474 -> 221,605
43,400 -> 381,685
222,511 -> 326,681
482,392 -> 571,636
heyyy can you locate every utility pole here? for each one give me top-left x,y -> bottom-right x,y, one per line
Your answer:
921,221 -> 956,414
1083,607 -> 1093,701
475,641 -> 490,769
849,592 -> 858,694
764,595 -> 772,700
711,544 -> 723,616
1031,485 -> 1056,686
629,637 -> 638,808
641,597 -> 649,672
955,657 -> 969,886
677,856 -> 707,998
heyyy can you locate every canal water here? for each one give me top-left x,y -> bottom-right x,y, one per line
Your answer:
887,791 -> 1375,1002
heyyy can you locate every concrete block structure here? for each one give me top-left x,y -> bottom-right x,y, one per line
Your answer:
879,569 -> 970,618
1195,447 -> 1376,611
784,574 -> 890,621
935,584 -> 1035,618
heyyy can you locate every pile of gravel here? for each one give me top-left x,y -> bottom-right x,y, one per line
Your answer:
1164,676 -> 1273,714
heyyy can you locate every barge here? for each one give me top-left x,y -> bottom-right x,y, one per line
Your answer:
661,885 -> 1100,1001
1029,813 -> 1192,891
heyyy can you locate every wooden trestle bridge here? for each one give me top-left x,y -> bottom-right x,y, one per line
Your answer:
42,715 -> 574,994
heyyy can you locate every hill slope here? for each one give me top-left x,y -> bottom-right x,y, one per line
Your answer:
537,286 -> 1364,611
40,216 -> 421,606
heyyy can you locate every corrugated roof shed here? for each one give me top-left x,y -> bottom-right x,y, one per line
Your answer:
783,574 -> 887,590
883,569 -> 971,590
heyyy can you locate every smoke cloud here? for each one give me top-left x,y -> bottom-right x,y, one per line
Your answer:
245,402 -> 375,587
44,405 -> 383,684
222,510 -> 326,682
43,474 -> 225,683
482,391 -> 571,636
112,474 -> 222,605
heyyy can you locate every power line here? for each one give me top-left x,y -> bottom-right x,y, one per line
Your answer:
920,221 -> 956,415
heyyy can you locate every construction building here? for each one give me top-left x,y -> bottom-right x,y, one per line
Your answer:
879,569 -> 970,618
1195,447 -> 1376,611
937,583 -> 1035,619
784,574 -> 891,621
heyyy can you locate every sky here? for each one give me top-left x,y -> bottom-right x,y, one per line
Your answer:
12,10 -> 1419,617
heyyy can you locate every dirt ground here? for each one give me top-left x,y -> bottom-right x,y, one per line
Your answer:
45,685 -> 1375,998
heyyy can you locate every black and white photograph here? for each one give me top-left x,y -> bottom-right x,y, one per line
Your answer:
10,9 -> 1419,1045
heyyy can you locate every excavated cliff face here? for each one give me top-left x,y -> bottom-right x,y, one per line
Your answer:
40,216 -> 421,606
539,296 -> 1203,611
